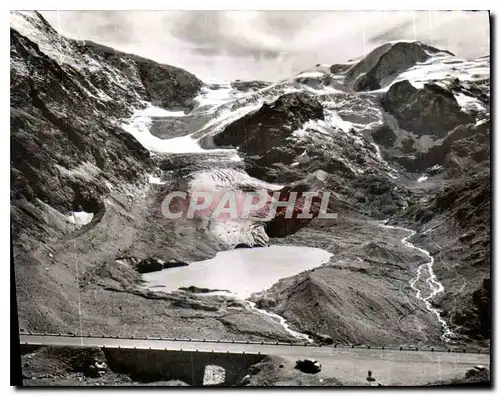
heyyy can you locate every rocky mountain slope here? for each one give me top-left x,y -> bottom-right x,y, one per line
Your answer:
11,11 -> 490,349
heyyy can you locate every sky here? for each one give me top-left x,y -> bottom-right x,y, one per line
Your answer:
40,10 -> 490,82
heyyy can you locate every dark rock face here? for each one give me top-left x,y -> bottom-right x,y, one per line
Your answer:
405,170 -> 490,340
266,171 -> 337,238
449,77 -> 490,107
348,41 -> 452,91
453,278 -> 490,340
179,286 -> 228,294
135,257 -> 188,274
382,80 -> 474,137
391,120 -> 489,173
234,243 -> 253,249
83,41 -> 203,110
135,258 -> 164,274
164,259 -> 189,269
371,124 -> 397,147
211,92 -> 324,165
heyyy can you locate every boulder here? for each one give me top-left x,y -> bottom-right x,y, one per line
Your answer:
135,257 -> 189,273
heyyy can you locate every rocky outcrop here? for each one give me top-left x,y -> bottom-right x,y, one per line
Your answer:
403,170 -> 490,341
84,40 -> 203,109
382,80 -> 473,138
210,92 -> 324,168
10,12 -> 202,245
453,278 -> 491,340
391,120 -> 489,173
371,124 -> 397,147
266,171 -> 336,238
135,258 -> 189,274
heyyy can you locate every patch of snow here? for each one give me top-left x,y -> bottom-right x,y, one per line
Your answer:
121,104 -> 241,159
325,111 -> 357,133
104,181 -> 114,191
148,175 -> 166,185
454,93 -> 487,114
68,211 -> 94,228
295,71 -> 325,79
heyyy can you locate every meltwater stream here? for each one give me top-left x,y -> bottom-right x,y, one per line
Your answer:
380,220 -> 454,342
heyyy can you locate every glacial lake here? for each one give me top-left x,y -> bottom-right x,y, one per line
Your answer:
143,245 -> 332,299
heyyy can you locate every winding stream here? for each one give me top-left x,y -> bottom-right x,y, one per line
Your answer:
380,220 -> 454,342
245,301 -> 314,343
